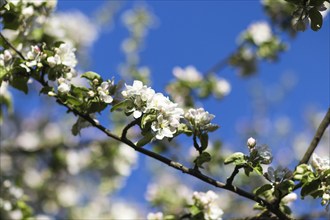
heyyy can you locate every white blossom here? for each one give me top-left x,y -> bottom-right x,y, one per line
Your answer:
147,212 -> 163,220
57,184 -> 78,207
44,11 -> 98,48
311,153 -> 330,173
97,81 -> 114,104
16,131 -> 40,151
9,210 -> 23,220
247,21 -> 272,45
2,50 -> 12,63
185,108 -> 217,132
22,6 -> 34,17
213,77 -> 231,97
282,192 -> 297,204
147,93 -> 184,140
247,137 -> 256,148
122,80 -> 155,118
173,66 -> 202,83
192,191 -> 223,220
57,78 -> 71,94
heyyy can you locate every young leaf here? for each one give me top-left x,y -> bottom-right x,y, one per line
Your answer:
309,7 -> 323,31
10,76 -> 29,94
111,100 -> 129,112
194,152 -> 211,168
136,132 -> 154,147
301,178 -> 321,197
254,184 -> 273,196
200,133 -> 209,151
224,152 -> 246,165
141,113 -> 156,129
81,71 -> 102,81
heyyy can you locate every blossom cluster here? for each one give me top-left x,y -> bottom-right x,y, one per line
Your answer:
185,108 -> 218,134
122,80 -> 183,140
192,191 -> 224,220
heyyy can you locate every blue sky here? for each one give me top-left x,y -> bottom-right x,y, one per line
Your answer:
56,0 -> 329,140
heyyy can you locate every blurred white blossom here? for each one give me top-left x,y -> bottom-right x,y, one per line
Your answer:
147,212 -> 163,220
57,184 -> 79,207
246,21 -> 272,45
213,77 -> 231,98
173,66 -> 202,83
192,191 -> 223,220
45,11 -> 98,48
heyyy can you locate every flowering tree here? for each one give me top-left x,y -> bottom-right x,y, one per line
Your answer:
0,0 -> 329,220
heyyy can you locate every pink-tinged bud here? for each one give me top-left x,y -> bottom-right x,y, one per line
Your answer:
247,137 -> 256,148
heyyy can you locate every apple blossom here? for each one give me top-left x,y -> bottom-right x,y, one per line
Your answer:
97,81 -> 114,104
185,108 -> 217,132
173,66 -> 202,83
122,80 -> 155,118
246,21 -> 272,45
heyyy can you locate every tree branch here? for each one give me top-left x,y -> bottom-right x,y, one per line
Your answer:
0,32 -> 25,60
298,108 -> 330,165
4,35 -> 291,220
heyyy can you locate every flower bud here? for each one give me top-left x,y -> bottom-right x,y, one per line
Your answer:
93,79 -> 99,85
48,91 -> 57,97
247,137 -> 256,148
88,90 -> 95,97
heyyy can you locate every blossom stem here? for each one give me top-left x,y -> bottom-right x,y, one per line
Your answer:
226,165 -> 243,186
121,118 -> 141,141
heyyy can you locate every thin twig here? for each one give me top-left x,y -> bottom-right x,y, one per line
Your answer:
226,165 -> 242,186
0,32 -> 25,60
121,119 -> 140,140
299,108 -> 330,165
203,56 -> 230,76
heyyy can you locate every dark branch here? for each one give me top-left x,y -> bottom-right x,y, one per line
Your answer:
299,108 -> 330,165
0,32 -> 25,60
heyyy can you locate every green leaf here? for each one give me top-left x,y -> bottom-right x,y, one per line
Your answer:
253,164 -> 264,175
177,123 -> 192,135
111,100 -> 129,112
194,152 -> 211,168
10,76 -> 29,94
254,184 -> 273,196
301,178 -> 321,197
200,133 -> 209,151
39,86 -> 54,95
136,132 -> 154,147
71,117 -> 90,136
206,124 -> 219,132
309,7 -> 323,31
0,67 -> 7,81
141,113 -> 156,129
65,94 -> 82,106
224,152 -> 246,165
310,0 -> 325,6
81,71 -> 102,81
88,101 -> 107,113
